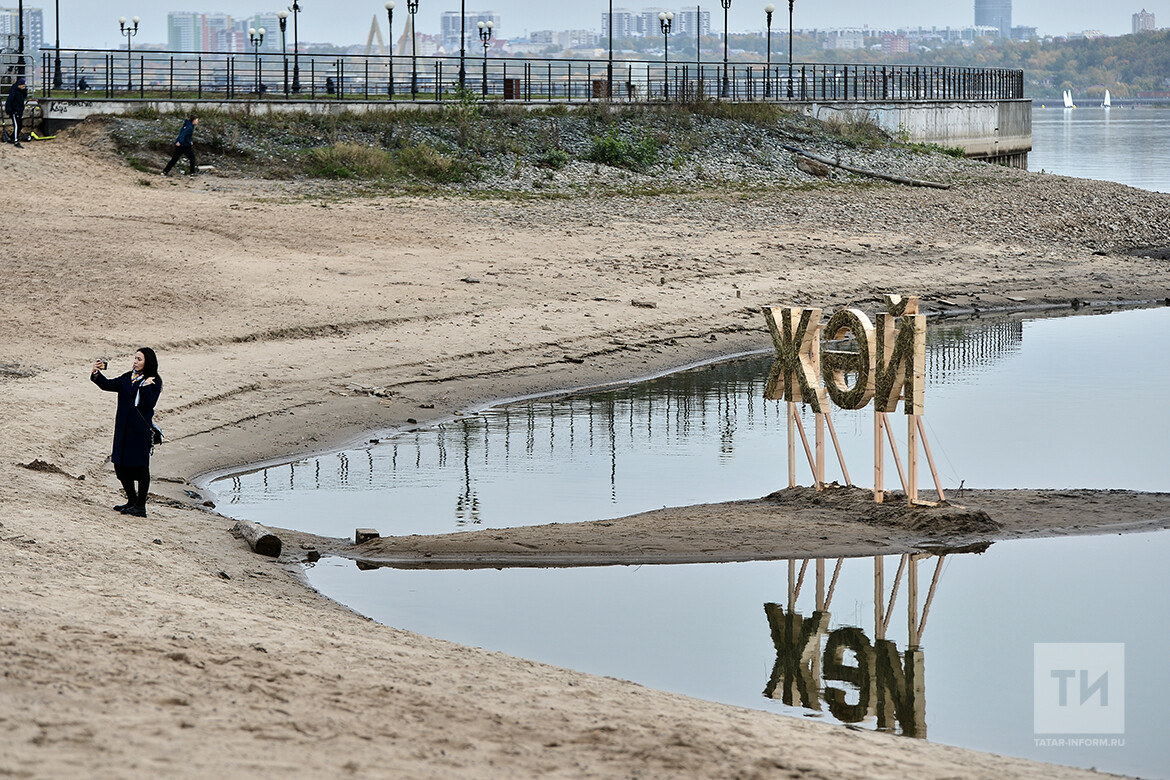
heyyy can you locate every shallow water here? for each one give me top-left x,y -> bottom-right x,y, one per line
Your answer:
211,306 -> 1170,776
306,531 -> 1170,778
215,307 -> 1170,536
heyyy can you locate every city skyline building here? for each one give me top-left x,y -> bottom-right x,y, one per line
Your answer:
440,10 -> 499,54
167,12 -> 281,53
974,0 -> 1011,36
601,8 -> 637,40
1132,8 -> 1155,32
673,7 -> 712,38
0,6 -> 44,51
602,7 -> 709,39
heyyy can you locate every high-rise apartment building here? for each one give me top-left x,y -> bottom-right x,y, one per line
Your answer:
601,9 -> 636,40
167,12 -> 284,53
0,6 -> 44,51
1132,8 -> 1156,32
635,8 -> 669,36
973,0 -> 1011,37
247,13 -> 284,52
441,11 -> 499,54
674,8 -> 712,37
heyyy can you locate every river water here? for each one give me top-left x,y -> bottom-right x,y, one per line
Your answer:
210,307 -> 1170,778
1030,106 -> 1170,193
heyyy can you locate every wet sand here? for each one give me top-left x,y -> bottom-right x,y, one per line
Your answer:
273,486 -> 1170,569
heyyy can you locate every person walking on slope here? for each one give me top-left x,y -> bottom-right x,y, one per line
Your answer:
5,77 -> 28,148
162,115 -> 198,176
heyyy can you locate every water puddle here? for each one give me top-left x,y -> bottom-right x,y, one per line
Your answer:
215,307 -> 1170,536
211,306 -> 1170,776
305,531 -> 1170,777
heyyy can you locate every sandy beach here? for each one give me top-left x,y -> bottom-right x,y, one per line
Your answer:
2,124 -> 1169,778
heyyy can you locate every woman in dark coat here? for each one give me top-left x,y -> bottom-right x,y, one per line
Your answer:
91,348 -> 162,517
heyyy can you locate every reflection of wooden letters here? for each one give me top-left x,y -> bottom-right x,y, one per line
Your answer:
762,554 -> 942,737
763,605 -> 828,709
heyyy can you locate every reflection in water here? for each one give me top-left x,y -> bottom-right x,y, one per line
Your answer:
217,319 -> 1025,535
763,554 -> 948,737
298,530 -> 1170,779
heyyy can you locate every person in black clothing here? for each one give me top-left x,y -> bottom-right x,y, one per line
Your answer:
162,115 -> 198,176
91,349 -> 163,518
5,76 -> 27,148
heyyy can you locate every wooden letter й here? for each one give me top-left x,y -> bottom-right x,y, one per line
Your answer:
763,306 -> 827,414
873,295 -> 925,415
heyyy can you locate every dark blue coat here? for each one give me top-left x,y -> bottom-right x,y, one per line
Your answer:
5,83 -> 27,118
175,118 -> 195,147
92,371 -> 162,468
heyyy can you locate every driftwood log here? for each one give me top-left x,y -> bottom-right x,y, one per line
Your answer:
780,143 -> 952,190
233,518 -> 282,558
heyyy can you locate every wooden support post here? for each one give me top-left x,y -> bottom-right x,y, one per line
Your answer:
815,412 -> 825,490
824,407 -> 852,486
917,416 -> 946,502
787,558 -> 797,611
815,558 -> 826,611
787,402 -> 796,488
881,413 -> 908,493
918,554 -> 946,637
793,410 -> 818,483
874,409 -> 884,503
794,559 -> 809,602
825,557 -> 843,609
811,326 -> 824,489
908,554 -> 920,646
233,518 -> 282,558
907,413 -> 919,505
884,554 -> 907,630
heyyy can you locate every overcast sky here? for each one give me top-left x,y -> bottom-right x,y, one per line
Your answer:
47,0 -> 1151,49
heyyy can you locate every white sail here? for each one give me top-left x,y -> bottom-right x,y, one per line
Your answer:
1063,90 -> 1075,109
1104,89 -> 1112,108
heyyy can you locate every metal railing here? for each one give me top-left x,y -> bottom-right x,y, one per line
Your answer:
38,48 -> 1025,104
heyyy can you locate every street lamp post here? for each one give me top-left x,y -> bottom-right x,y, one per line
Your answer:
477,20 -> 492,98
606,0 -> 613,99
764,4 -> 774,98
277,10 -> 289,96
787,0 -> 794,98
118,16 -> 138,92
289,1 -> 301,93
53,0 -> 62,89
408,0 -> 419,98
658,12 -> 673,101
249,27 -> 266,95
16,0 -> 23,76
385,2 -> 395,98
458,0 -> 466,89
720,0 -> 731,98
696,3 -> 701,65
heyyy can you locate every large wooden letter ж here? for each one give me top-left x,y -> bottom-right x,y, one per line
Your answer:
821,308 -> 876,410
763,307 -> 828,414
873,296 -> 926,416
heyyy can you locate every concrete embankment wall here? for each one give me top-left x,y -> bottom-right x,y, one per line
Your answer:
803,99 -> 1032,168
41,96 -> 1031,168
